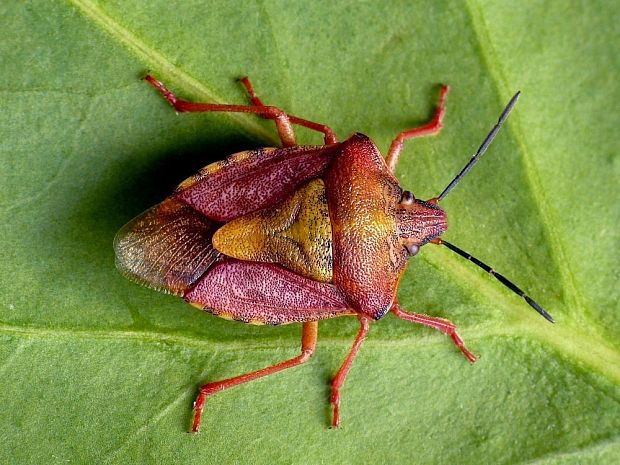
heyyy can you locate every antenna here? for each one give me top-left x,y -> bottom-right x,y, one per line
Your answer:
437,92 -> 521,202
435,238 -> 554,323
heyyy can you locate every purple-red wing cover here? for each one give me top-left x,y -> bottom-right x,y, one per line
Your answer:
115,143 -> 341,298
185,259 -> 353,325
174,144 -> 342,222
114,197 -> 221,295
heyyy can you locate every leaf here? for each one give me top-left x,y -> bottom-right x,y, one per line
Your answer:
1,1 -> 618,464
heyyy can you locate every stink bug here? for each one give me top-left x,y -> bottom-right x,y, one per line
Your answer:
114,75 -> 554,432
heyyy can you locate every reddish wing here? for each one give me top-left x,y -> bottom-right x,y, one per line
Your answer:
174,144 -> 342,222
115,144 -> 342,295
185,259 -> 353,325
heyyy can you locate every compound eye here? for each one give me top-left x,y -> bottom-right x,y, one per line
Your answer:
400,191 -> 415,205
405,243 -> 419,256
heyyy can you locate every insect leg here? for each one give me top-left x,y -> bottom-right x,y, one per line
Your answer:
145,75 -> 297,147
385,85 -> 449,173
190,321 -> 318,433
239,77 -> 338,145
391,304 -> 477,363
330,316 -> 371,428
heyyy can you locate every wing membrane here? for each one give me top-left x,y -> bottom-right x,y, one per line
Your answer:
114,197 -> 221,295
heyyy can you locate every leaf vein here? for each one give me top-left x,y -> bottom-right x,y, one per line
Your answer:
68,0 -> 279,144
516,434 -> 620,465
463,0 -> 588,322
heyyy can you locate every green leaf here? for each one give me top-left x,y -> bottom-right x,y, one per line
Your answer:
1,1 -> 618,463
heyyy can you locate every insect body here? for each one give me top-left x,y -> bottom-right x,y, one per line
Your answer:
114,75 -> 553,432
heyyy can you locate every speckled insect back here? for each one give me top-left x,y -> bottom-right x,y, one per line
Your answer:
114,75 -> 553,432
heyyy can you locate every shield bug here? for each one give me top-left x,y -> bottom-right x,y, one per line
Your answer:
114,75 -> 554,432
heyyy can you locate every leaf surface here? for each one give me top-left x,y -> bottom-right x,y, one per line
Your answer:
1,1 -> 618,464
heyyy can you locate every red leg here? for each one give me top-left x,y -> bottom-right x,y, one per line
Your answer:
330,316 -> 371,428
385,85 -> 449,173
145,74 -> 297,147
391,304 -> 477,363
191,321 -> 318,432
239,77 -> 338,145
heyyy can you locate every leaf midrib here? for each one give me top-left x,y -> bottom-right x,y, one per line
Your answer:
2,316 -> 619,386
